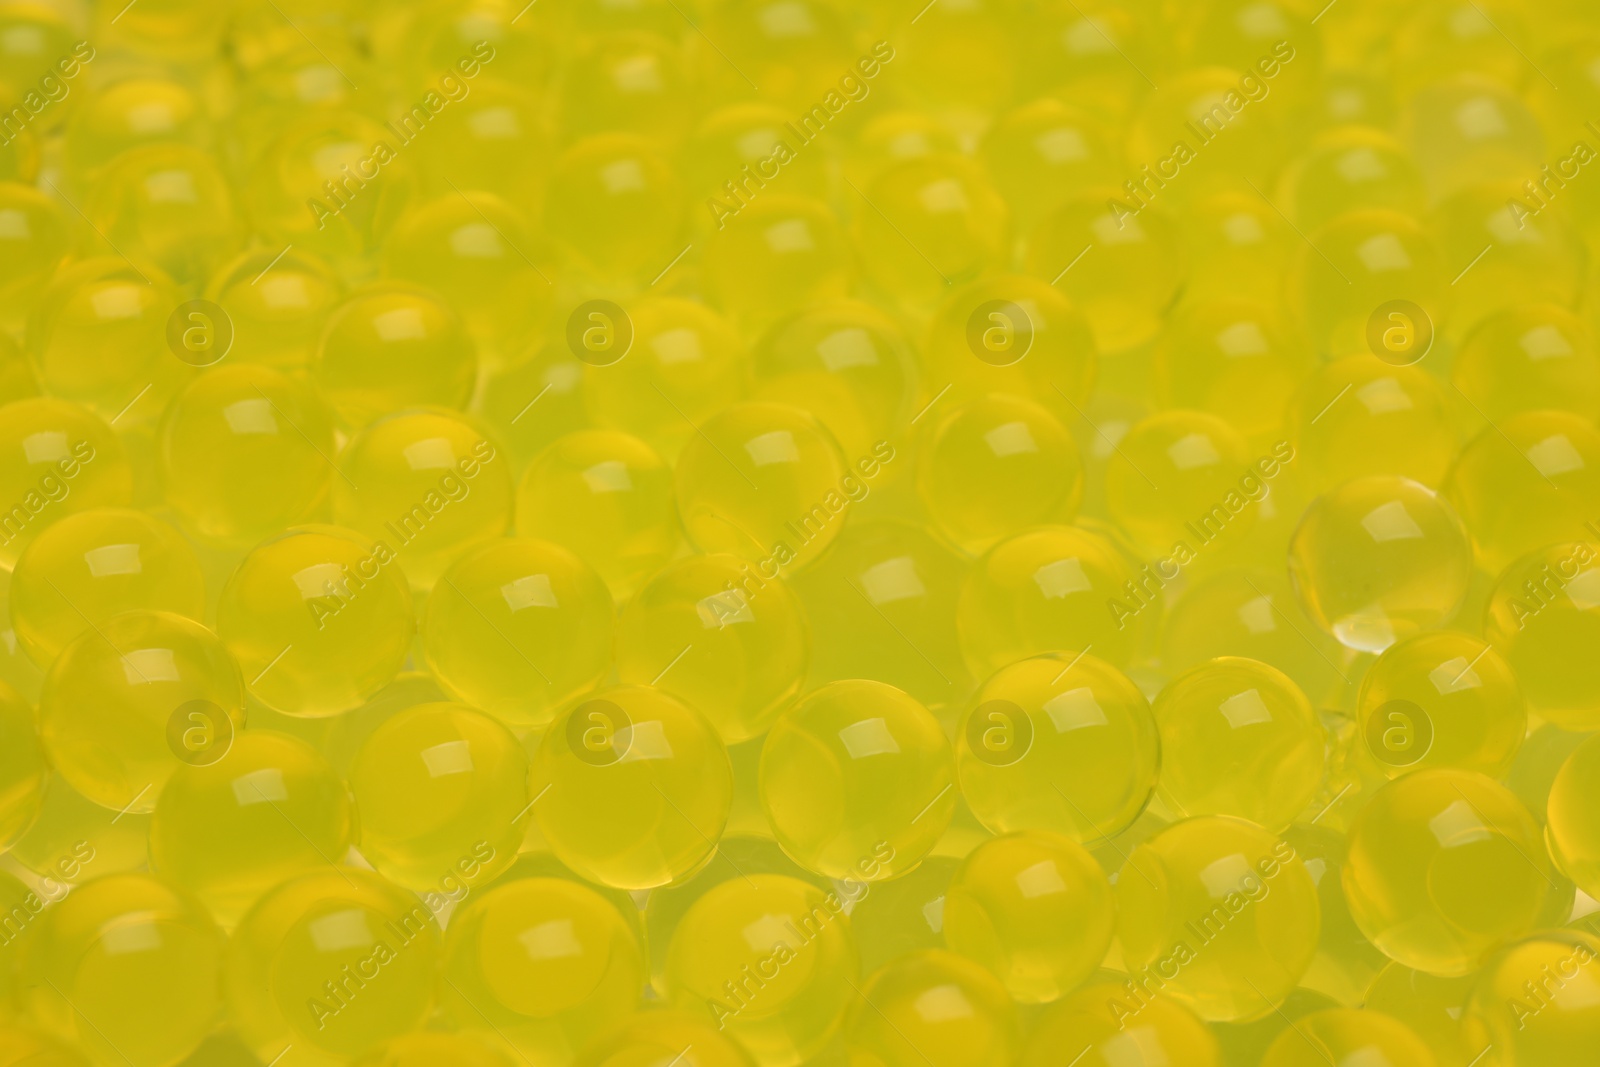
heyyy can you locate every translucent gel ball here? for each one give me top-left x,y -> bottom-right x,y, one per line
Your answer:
1357,631 -> 1525,780
352,1033 -> 514,1067
159,364 -> 336,544
703,196 -> 853,334
544,134 -> 682,285
422,538 -> 613,728
532,685 -> 733,890
1025,191 -> 1186,354
1545,734 -> 1600,900
40,610 -> 244,814
559,30 -> 692,144
150,730 -> 354,928
1179,192 -> 1292,308
1153,657 -> 1325,831
1444,410 -> 1600,575
1452,305 -> 1600,422
981,99 -> 1121,230
1280,128 -> 1427,233
515,429 -> 679,600
575,1010 -> 757,1067
20,873 -> 223,1066
1363,963 -> 1478,1067
917,395 -> 1083,555
844,949 -> 1019,1067
477,340 -> 591,468
84,143 -> 242,287
616,553 -> 808,744
760,680 -> 955,881
1018,975 -> 1222,1067
217,526 -> 415,718
411,78 -> 550,216
63,78 -> 206,180
0,678 -> 45,850
1291,355 -> 1457,491
943,831 -> 1114,1003
1106,410 -> 1258,555
664,873 -> 858,1067
0,1025 -> 90,1067
10,508 -> 204,668
0,183 -> 69,326
224,869 -> 441,1065
440,877 -> 643,1064
1486,543 -> 1600,730
1153,302 -> 1311,442
205,247 -> 344,371
582,297 -> 746,462
9,773 -> 150,888
348,702 -> 524,893
1116,816 -> 1321,1022
955,652 -> 1158,842
958,524 -> 1144,677
1343,769 -> 1551,976
1288,477 -> 1473,654
333,409 -> 514,591
684,104 -> 831,214
313,284 -> 477,428
674,402 -> 850,571
1463,929 -> 1600,1066
1260,1008 -> 1436,1067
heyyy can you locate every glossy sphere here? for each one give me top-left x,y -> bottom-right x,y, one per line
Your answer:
1486,543 -> 1600,730
440,878 -> 643,1063
63,78 -> 206,179
85,143 -> 241,287
664,874 -> 858,1067
1343,770 -> 1551,976
151,731 -> 354,927
348,702 -> 523,892
958,525 -> 1144,677
943,832 -> 1113,1003
1180,192 -> 1292,308
1292,355 -> 1456,490
704,196 -> 853,332
412,80 -> 549,215
1444,411 -> 1600,575
217,526 -> 415,718
40,610 -> 244,814
1545,734 -> 1600,899
1153,303 -> 1310,441
20,874 -> 222,1064
544,134 -> 682,285
1453,306 -> 1600,422
854,156 -> 1009,308
617,553 -> 808,743
1463,930 -> 1600,1066
0,184 -> 69,327
844,950 -> 1019,1067
981,99 -> 1120,230
1289,210 -> 1447,358
205,247 -> 344,370
1154,658 -> 1324,831
313,285 -> 477,428
918,395 -> 1083,555
575,1011 -> 757,1067
1357,632 -> 1525,779
0,679 -> 44,850
0,398 -> 131,570
1116,816 -> 1320,1021
675,402 -> 851,571
1018,976 -> 1222,1067
1106,411 -> 1258,554
333,410 -> 513,590
1260,1009 -> 1437,1067
760,680 -> 955,880
515,430 -> 679,599
1288,477 -> 1473,653
160,365 -> 336,543
422,539 -> 613,728
225,869 -> 441,1064
10,508 -> 204,667
8,774 -> 149,887
956,652 -> 1158,842
532,685 -> 733,890
1283,129 -> 1427,233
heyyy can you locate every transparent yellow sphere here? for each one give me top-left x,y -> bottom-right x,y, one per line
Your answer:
685,103 -> 831,220
957,524 -> 1145,677
40,610 -> 244,814
333,409 -> 513,591
850,109 -> 965,186
150,729 -> 354,927
1364,963 -> 1478,1067
981,99 -> 1120,231
0,678 -> 44,850
943,831 -> 1113,1003
1281,127 -> 1427,233
1452,305 -> 1600,423
1116,815 -> 1321,1021
84,143 -> 243,288
159,364 -> 336,543
1288,476 -> 1473,654
313,284 -> 477,428
351,1033 -> 514,1067
1356,631 -> 1525,780
844,949 -> 1019,1067
515,429 -> 679,600
1545,733 -> 1600,901
1106,410 -> 1259,555
8,773 -> 149,888
0,183 -> 69,329
1153,302 -> 1310,442
1018,974 -> 1222,1067
1179,191 -> 1292,307
19,873 -> 222,1067
1401,78 -> 1542,198
918,395 -> 1083,556
348,701 -> 524,893
575,1010 -> 757,1067
217,525 -> 415,718
1261,1008 -> 1436,1067
422,538 -> 613,728
760,680 -> 954,881
441,876 -> 644,1064
10,508 -> 204,669
63,78 -> 207,181
698,0 -> 856,110
224,868 -> 441,1066
411,79 -> 549,216
664,873 -> 858,1067
704,196 -> 853,334
559,30 -> 692,145
1444,410 -> 1600,575
204,247 -> 344,371
1343,769 -> 1551,977
1126,66 -> 1289,203
1291,355 -> 1458,491
955,651 -> 1158,842
1486,542 -> 1600,730
544,134 -> 682,285
0,6 -> 80,130
1153,657 -> 1324,831
1463,929 -> 1600,1067
533,685 -> 733,890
